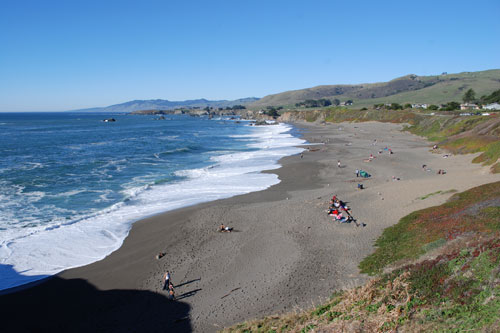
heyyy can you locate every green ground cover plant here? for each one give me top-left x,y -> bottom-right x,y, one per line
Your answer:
359,181 -> 500,275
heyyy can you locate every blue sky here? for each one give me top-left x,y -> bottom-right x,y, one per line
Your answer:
0,0 -> 499,111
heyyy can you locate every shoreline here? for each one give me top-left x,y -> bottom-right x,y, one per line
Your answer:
0,120 -> 304,292
1,121 -> 499,332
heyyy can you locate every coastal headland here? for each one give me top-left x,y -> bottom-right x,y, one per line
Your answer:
1,121 -> 498,332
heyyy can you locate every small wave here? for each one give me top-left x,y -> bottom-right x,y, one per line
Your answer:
23,191 -> 46,201
19,162 -> 45,171
153,177 -> 173,185
64,141 -> 111,150
90,141 -> 111,146
174,166 -> 212,179
157,147 -> 191,157
93,190 -> 115,203
48,189 -> 86,198
121,183 -> 152,200
156,135 -> 179,141
229,134 -> 261,138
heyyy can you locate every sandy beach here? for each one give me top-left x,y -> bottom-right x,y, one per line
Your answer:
1,121 -> 499,333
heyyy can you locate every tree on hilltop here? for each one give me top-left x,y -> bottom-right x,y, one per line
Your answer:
463,88 -> 476,103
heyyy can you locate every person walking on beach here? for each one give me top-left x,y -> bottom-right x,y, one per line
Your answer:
163,271 -> 171,290
337,160 -> 341,168
355,169 -> 359,177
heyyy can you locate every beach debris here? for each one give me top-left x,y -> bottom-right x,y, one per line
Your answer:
221,287 -> 241,299
156,252 -> 166,259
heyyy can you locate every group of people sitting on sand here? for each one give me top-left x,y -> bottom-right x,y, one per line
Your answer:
422,164 -> 446,175
327,195 -> 359,226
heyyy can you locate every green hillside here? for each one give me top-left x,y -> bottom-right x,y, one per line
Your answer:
250,69 -> 500,108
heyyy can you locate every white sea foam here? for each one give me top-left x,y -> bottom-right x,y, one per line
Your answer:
94,189 -> 115,203
0,123 -> 305,290
50,189 -> 87,198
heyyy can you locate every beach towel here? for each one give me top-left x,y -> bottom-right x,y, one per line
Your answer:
359,170 -> 371,178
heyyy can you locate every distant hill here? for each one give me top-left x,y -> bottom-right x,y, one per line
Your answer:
70,97 -> 260,113
250,69 -> 500,108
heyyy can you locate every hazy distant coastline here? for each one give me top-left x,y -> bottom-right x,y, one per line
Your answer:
68,97 -> 260,113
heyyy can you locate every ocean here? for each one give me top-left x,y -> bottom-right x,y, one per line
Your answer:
0,112 -> 305,290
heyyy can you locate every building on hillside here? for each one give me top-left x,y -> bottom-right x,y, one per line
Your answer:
411,103 -> 428,109
460,103 -> 480,110
483,103 -> 500,110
